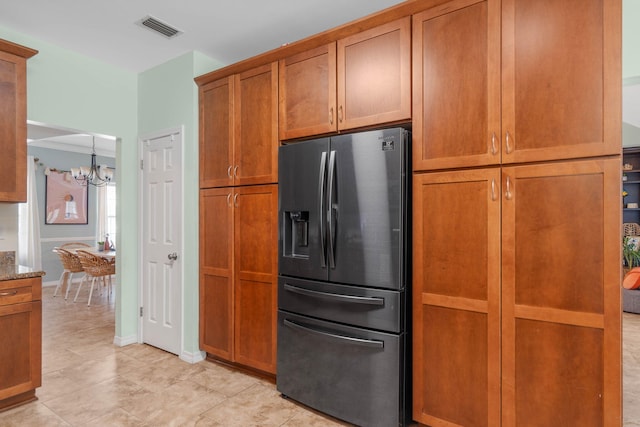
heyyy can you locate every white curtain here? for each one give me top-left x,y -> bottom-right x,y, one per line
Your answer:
18,156 -> 42,269
96,184 -> 107,242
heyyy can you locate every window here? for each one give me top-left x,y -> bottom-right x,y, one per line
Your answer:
97,183 -> 117,249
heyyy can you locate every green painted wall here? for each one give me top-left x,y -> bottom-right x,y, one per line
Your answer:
138,50 -> 222,356
0,25 -> 138,341
0,24 -> 222,356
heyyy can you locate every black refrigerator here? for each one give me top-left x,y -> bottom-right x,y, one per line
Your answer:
277,127 -> 410,427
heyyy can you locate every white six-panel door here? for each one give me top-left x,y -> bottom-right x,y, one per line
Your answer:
140,128 -> 182,355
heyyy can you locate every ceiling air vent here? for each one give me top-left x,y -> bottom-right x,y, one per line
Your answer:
136,15 -> 183,39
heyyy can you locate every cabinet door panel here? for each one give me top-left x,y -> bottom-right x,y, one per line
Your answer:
234,63 -> 278,186
199,188 -> 234,359
0,301 -> 41,400
199,77 -> 234,188
413,169 -> 500,426
501,159 -> 621,426
0,50 -> 27,201
502,0 -> 621,163
234,185 -> 278,373
338,17 -> 411,130
412,0 -> 500,171
279,44 -> 337,140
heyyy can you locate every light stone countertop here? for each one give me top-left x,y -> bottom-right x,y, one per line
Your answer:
0,250 -> 45,281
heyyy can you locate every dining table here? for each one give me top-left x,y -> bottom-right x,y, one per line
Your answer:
82,248 -> 116,260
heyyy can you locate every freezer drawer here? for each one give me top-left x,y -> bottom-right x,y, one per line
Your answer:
278,276 -> 404,333
277,311 -> 407,427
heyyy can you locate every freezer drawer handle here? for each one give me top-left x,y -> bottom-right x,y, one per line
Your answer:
284,283 -> 384,306
283,318 -> 384,348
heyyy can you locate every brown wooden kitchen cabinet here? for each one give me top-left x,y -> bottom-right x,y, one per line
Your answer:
199,187 -> 234,360
0,277 -> 42,411
199,185 -> 278,374
0,39 -> 37,202
199,62 -> 278,188
279,17 -> 411,140
501,158 -> 621,426
199,76 -> 233,189
412,0 -> 620,172
413,168 -> 501,426
413,159 -> 621,426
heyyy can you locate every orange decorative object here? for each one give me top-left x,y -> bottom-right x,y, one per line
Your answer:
623,267 -> 640,289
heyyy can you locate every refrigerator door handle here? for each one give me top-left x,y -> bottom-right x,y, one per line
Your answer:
283,318 -> 384,348
327,150 -> 337,269
283,283 -> 385,306
318,151 -> 328,268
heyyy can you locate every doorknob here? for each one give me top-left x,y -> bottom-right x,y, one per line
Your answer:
168,252 -> 178,261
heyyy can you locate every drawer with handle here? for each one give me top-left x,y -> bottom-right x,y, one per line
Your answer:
0,278 -> 38,306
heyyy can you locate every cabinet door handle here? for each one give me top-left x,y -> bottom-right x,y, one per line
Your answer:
233,165 -> 239,178
233,193 -> 239,208
491,178 -> 498,201
329,107 -> 334,124
338,105 -> 344,123
226,193 -> 231,207
505,176 -> 513,200
227,165 -> 233,178
505,131 -> 514,154
0,290 -> 18,297
491,132 -> 498,155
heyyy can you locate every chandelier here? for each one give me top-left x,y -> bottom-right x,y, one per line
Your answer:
70,136 -> 114,187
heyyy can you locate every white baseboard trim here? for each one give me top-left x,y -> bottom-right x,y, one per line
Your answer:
113,334 -> 137,347
43,280 -> 58,287
180,350 -> 206,364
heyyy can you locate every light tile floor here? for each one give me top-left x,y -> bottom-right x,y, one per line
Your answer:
0,285 -> 348,426
0,285 -> 638,426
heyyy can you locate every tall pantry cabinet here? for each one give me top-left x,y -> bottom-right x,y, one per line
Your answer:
412,0 -> 621,426
198,63 -> 278,375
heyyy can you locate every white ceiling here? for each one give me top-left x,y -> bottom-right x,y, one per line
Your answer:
0,0 -> 404,73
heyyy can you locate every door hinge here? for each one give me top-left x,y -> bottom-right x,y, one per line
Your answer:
140,159 -> 144,170
140,306 -> 143,317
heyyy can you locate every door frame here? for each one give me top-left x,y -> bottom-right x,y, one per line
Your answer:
137,126 -> 185,355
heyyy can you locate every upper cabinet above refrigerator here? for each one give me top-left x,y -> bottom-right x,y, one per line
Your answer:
278,18 -> 411,141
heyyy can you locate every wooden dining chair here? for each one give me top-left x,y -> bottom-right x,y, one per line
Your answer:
75,250 -> 114,306
52,247 -> 86,300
